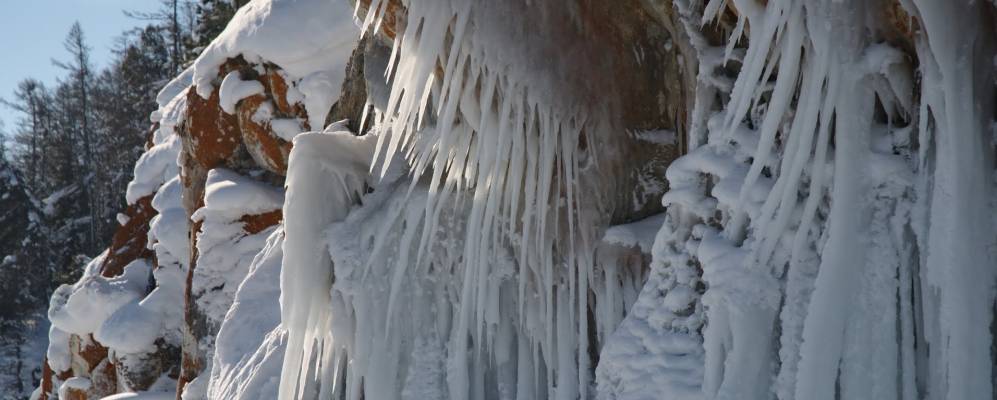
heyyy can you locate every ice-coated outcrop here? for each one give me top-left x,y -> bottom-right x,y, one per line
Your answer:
33,0 -> 997,399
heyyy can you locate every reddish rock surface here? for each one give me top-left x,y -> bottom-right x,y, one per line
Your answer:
47,57 -> 304,398
37,359 -> 55,400
242,209 -> 283,235
357,0 -> 406,39
236,93 -> 292,174
181,88 -> 243,170
174,58 -> 304,396
100,195 -> 157,278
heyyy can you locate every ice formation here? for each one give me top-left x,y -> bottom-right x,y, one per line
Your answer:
277,128 -> 377,399
33,0 -> 997,399
275,0 -> 639,398
596,1 -> 995,399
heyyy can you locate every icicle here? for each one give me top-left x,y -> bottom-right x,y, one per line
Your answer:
278,130 -> 376,400
905,1 -> 997,398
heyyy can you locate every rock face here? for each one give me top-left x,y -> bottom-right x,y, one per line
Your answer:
33,0 -> 997,399
36,0 -> 681,396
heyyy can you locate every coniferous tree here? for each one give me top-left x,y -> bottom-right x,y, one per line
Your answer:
126,0 -> 200,74
2,79 -> 49,191
0,6 -> 244,397
186,0 -> 247,59
52,22 -> 98,252
93,26 -> 173,226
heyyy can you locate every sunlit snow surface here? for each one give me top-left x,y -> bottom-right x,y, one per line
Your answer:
191,0 -> 359,129
100,391 -> 176,400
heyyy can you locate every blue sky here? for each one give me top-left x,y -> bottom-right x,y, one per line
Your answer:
0,0 -> 160,132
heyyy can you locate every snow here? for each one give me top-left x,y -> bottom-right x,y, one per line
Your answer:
219,70 -> 265,114
47,326 -> 71,373
191,0 -> 360,129
38,49 -> 194,396
126,135 -> 182,204
48,255 -> 151,337
597,207 -> 703,400
181,375 -> 209,400
93,244 -> 186,356
128,74 -> 189,205
623,1 -> 997,399
193,168 -> 285,222
156,66 -> 194,108
296,71 -> 348,132
95,299 -> 163,354
100,392 -> 176,400
602,213 -> 667,253
191,167 -> 282,341
59,377 -> 91,398
324,1 -> 633,397
207,228 -> 287,400
148,177 -> 190,267
906,1 -> 997,397
168,166 -> 283,400
270,118 -> 306,141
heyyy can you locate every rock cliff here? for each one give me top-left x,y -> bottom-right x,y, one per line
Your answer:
33,0 -> 997,399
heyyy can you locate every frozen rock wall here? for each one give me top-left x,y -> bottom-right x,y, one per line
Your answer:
33,1 -> 997,400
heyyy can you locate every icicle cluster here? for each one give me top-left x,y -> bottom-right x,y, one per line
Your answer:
198,0 -> 997,398
635,0 -> 997,399
276,0 -> 639,398
278,129 -> 378,399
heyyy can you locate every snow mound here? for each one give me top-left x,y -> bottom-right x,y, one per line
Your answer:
191,169 -> 281,323
193,168 -> 285,223
191,0 -> 360,128
100,391 -> 176,400
602,213 -> 667,253
48,256 -> 151,337
148,177 -> 189,267
219,71 -> 264,114
207,228 -> 287,400
126,135 -> 181,204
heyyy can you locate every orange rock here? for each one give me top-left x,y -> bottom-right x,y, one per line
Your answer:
264,66 -> 310,128
181,88 -> 243,170
357,0 -> 406,40
63,387 -> 87,400
881,0 -> 918,54
38,358 -> 54,400
176,212 -> 204,400
241,209 -> 283,235
265,67 -> 295,116
100,195 -> 157,277
88,358 -> 118,398
53,334 -> 118,400
73,334 -> 108,375
236,94 -> 292,174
